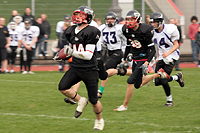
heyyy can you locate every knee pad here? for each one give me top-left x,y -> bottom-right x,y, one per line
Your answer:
89,97 -> 98,105
99,72 -> 108,80
154,78 -> 168,86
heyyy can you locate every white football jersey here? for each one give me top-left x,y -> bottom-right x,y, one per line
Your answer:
7,22 -> 25,31
152,24 -> 180,61
9,28 -> 22,46
97,24 -> 126,51
56,21 -> 65,33
20,26 -> 40,48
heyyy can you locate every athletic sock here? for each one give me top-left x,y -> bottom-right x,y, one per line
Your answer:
99,86 -> 105,93
167,95 -> 173,102
172,75 -> 178,81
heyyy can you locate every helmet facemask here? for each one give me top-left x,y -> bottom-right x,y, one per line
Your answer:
105,18 -> 116,27
125,17 -> 139,29
72,11 -> 88,25
13,16 -> 22,24
149,18 -> 164,29
9,22 -> 17,30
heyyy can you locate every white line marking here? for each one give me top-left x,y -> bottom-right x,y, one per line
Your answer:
1,112 -> 200,131
0,79 -> 56,84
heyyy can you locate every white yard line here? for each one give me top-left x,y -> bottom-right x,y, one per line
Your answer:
0,112 -> 200,131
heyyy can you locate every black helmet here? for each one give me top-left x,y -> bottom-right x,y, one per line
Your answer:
104,12 -> 117,27
24,18 -> 32,29
72,6 -> 94,25
125,10 -> 141,28
149,12 -> 164,29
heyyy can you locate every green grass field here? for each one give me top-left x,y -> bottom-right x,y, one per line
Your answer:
0,68 -> 199,132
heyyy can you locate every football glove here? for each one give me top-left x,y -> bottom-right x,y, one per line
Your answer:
15,47 -> 22,54
139,64 -> 148,76
6,47 -> 12,53
64,45 -> 74,55
53,53 -> 63,62
127,53 -> 133,62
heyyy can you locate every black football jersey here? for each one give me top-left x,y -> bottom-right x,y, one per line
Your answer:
65,25 -> 101,68
122,23 -> 154,61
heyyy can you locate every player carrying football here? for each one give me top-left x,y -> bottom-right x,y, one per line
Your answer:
55,6 -> 104,130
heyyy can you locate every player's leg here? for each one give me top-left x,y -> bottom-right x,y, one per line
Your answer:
59,68 -> 87,117
154,60 -> 174,106
83,70 -> 104,130
98,50 -> 123,97
27,49 -> 34,74
64,81 -> 81,104
114,62 -> 138,111
10,46 -> 17,73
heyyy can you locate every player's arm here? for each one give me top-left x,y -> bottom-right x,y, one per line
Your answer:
144,43 -> 156,65
29,37 -> 38,48
64,44 -> 95,60
162,40 -> 179,58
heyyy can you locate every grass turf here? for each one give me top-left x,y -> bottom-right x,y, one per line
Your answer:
0,68 -> 199,132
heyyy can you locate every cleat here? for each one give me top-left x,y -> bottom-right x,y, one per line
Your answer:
176,72 -> 185,87
163,102 -> 174,107
117,68 -> 127,76
28,71 -> 35,74
94,118 -> 104,130
75,97 -> 88,118
158,68 -> 170,79
113,105 -> 127,111
97,90 -> 102,99
64,97 -> 76,104
21,71 -> 28,74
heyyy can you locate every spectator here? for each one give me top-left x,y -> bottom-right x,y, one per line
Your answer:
0,17 -> 10,73
195,26 -> 200,67
169,18 -> 175,24
9,10 -> 19,22
188,16 -> 199,63
174,18 -> 183,71
94,18 -> 102,27
22,7 -> 36,25
33,17 -> 46,57
56,14 -> 71,38
41,13 -> 51,56
145,15 -> 150,24
57,22 -> 71,73
118,17 -> 125,24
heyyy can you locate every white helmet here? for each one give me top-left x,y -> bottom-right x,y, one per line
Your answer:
9,21 -> 17,30
13,15 -> 22,24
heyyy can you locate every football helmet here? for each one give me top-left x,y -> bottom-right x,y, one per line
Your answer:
125,10 -> 141,29
149,12 -> 164,29
13,15 -> 22,24
72,6 -> 94,25
9,21 -> 17,30
104,12 -> 117,27
24,18 -> 32,29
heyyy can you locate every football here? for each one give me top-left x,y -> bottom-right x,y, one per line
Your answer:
57,48 -> 72,60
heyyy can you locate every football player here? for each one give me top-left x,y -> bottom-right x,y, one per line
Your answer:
149,12 -> 185,107
57,6 -> 104,130
6,21 -> 22,73
113,10 -> 171,111
7,15 -> 25,30
20,18 -> 39,74
97,11 -> 127,97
